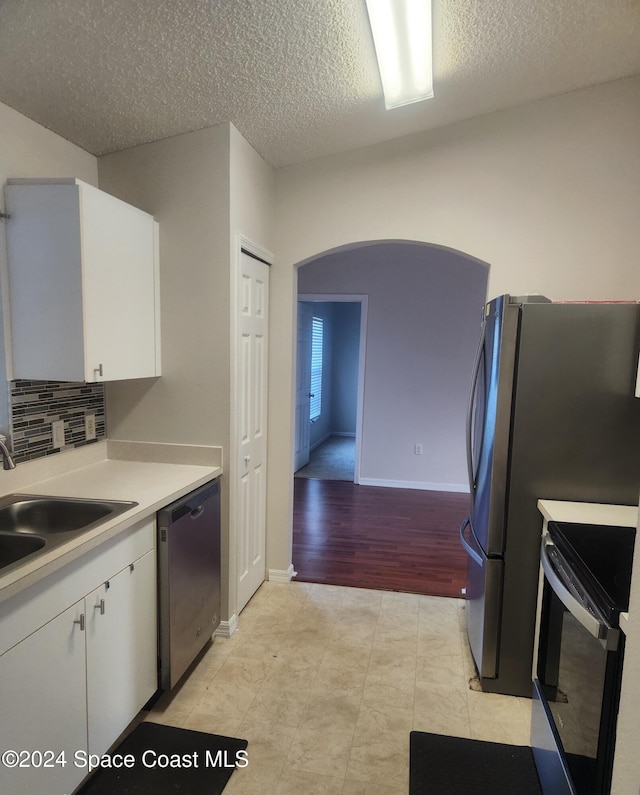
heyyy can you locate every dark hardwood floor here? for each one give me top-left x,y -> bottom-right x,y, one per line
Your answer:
292,478 -> 469,598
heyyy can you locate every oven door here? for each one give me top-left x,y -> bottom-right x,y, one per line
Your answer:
532,537 -> 624,795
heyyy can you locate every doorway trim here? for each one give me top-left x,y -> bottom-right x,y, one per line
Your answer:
297,293 -> 368,484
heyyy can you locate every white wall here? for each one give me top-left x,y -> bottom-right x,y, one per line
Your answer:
276,76 -> 640,300
298,243 -> 487,489
98,122 -> 274,621
230,124 -> 275,252
98,124 -> 231,446
229,123 -> 275,607
98,124 -> 233,614
0,101 -> 98,434
267,75 -> 640,575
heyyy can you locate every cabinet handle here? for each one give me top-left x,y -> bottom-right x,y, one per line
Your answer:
130,562 -> 135,572
94,599 -> 105,615
73,614 -> 85,632
94,363 -> 104,378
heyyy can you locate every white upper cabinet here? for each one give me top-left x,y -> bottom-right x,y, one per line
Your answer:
4,178 -> 161,382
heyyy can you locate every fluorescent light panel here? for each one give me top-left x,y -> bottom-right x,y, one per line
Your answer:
365,0 -> 433,109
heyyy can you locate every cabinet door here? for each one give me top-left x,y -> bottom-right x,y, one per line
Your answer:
6,180 -> 160,382
80,183 -> 159,382
5,182 -> 86,381
86,549 -> 157,756
0,601 -> 87,795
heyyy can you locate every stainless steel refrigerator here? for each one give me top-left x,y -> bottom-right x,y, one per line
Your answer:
460,294 -> 640,697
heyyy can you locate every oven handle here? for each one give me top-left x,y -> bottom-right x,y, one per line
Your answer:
540,537 -> 619,652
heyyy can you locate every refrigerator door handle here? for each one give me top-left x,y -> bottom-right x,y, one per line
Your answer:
466,320 -> 486,511
460,517 -> 483,567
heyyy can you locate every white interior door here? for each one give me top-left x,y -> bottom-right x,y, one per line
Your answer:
236,251 -> 269,613
294,302 -> 313,472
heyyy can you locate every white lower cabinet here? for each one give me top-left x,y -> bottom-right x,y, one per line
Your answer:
86,549 -> 157,758
0,520 -> 157,795
0,600 -> 88,795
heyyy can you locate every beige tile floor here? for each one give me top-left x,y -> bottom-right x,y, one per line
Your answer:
146,581 -> 532,794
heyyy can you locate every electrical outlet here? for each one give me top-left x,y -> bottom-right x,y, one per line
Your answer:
52,420 -> 65,449
85,414 -> 96,441
414,444 -> 423,455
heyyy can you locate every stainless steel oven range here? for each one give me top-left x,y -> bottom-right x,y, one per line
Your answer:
532,521 -> 635,795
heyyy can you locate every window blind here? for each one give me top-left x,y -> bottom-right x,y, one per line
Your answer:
310,317 -> 323,420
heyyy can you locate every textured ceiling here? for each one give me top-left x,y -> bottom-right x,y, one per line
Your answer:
0,0 -> 639,167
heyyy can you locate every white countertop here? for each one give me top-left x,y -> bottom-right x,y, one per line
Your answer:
538,498 -> 638,632
0,440 -> 222,603
537,499 -> 638,528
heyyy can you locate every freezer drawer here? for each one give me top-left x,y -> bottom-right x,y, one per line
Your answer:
460,517 -> 503,680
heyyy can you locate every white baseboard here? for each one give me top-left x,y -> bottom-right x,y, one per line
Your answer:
309,431 -> 355,452
268,564 -> 297,583
358,477 -> 470,493
214,613 -> 238,638
309,433 -> 331,453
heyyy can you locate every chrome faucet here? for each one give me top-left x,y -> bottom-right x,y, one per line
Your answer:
0,434 -> 16,470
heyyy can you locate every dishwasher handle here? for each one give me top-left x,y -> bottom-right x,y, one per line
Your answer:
158,479 -> 220,527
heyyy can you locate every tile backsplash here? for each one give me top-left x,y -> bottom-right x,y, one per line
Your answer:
10,380 -> 106,463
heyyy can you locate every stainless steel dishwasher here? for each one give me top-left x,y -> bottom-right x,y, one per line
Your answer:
157,479 -> 221,690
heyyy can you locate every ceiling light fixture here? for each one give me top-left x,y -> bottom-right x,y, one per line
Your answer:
365,0 -> 433,109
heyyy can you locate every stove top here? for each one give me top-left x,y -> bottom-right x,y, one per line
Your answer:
547,521 -> 636,619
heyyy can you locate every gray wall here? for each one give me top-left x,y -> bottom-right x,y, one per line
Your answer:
98,122 -> 275,619
298,242 -> 488,491
302,300 -> 361,451
330,302 -> 360,436
303,301 -> 333,450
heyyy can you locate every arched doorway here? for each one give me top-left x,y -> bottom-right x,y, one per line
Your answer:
288,240 -> 489,595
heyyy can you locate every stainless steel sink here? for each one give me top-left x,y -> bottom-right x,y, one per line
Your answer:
0,531 -> 46,570
0,494 -> 138,574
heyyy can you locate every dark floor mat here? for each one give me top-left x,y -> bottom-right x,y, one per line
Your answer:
77,721 -> 248,794
410,731 -> 543,795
